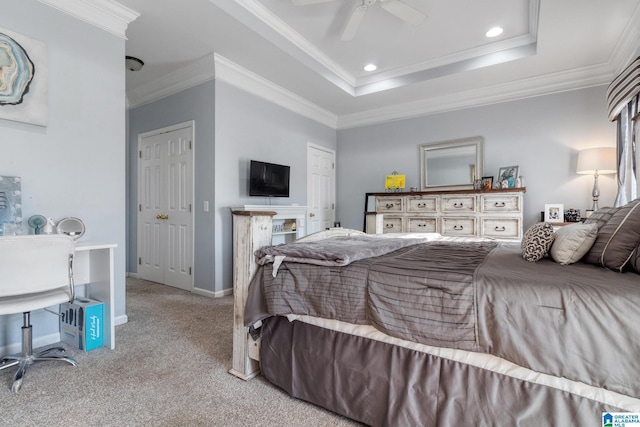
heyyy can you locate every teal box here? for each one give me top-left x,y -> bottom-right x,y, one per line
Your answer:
60,298 -> 104,351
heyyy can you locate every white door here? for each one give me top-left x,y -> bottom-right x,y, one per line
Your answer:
307,143 -> 335,234
138,122 -> 193,291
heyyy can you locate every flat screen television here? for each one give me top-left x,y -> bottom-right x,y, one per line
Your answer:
249,160 -> 290,197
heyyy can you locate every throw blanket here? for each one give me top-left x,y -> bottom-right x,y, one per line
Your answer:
254,235 -> 434,276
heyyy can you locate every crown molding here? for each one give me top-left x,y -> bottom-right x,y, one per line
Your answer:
223,0 -> 539,96
608,1 -> 640,74
38,0 -> 139,39
127,55 -> 216,109
213,54 -> 338,129
337,64 -> 614,130
126,52 -> 338,128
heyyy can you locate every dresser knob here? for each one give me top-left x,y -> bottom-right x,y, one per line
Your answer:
494,226 -> 506,232
494,202 -> 506,208
453,225 -> 463,230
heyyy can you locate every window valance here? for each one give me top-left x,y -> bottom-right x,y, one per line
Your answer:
607,56 -> 640,121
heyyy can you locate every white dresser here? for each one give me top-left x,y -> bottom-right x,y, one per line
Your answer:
366,188 -> 525,240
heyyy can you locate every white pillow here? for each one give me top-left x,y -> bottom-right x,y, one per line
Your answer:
550,223 -> 598,265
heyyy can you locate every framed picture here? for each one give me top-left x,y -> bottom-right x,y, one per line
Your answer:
544,204 -> 564,223
497,166 -> 519,188
481,176 -> 493,190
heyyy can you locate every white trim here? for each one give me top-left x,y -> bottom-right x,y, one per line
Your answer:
213,53 -> 338,129
193,287 -> 233,298
38,0 -> 139,39
609,2 -> 640,74
127,54 -> 216,109
337,63 -> 614,129
222,0 -> 540,93
114,314 -> 128,326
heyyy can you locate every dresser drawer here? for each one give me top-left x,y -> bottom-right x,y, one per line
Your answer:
441,217 -> 477,236
481,195 -> 522,213
407,196 -> 438,213
441,196 -> 476,213
407,217 -> 437,233
376,197 -> 404,213
381,217 -> 403,233
482,218 -> 521,239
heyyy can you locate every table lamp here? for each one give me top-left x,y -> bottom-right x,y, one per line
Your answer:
576,147 -> 617,211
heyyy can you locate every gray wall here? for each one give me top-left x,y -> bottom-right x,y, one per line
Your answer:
336,85 -> 617,231
127,79 -> 336,293
0,1 -> 126,348
213,81 -> 336,293
127,81 -> 216,292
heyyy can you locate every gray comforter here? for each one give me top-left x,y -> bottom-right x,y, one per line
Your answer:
245,237 -> 640,399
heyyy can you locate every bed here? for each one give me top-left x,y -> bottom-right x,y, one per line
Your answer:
232,200 -> 640,426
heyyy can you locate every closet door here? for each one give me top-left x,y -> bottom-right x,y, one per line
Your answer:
138,122 -> 193,291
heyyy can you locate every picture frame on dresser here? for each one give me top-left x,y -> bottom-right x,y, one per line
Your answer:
481,176 -> 493,190
544,204 -> 564,223
497,166 -> 519,188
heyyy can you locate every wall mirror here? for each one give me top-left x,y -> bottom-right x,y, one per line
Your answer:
419,137 -> 484,190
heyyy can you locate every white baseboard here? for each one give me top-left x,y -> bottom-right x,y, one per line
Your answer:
114,314 -> 128,326
192,287 -> 232,298
0,332 -> 61,357
127,272 -> 139,279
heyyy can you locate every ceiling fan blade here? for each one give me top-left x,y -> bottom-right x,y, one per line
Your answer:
292,0 -> 337,5
380,0 -> 427,26
341,5 -> 368,41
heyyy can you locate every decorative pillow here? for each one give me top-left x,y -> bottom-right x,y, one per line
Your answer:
583,206 -> 618,230
521,222 -> 555,262
629,246 -> 640,273
583,199 -> 640,272
549,223 -> 598,265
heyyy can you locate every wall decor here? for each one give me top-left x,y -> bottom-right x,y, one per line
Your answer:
498,165 -> 519,188
0,176 -> 23,235
544,203 -> 564,223
0,27 -> 48,126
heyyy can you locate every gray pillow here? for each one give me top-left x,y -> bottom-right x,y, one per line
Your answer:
550,223 -> 598,265
521,222 -> 555,262
629,246 -> 640,274
583,199 -> 640,272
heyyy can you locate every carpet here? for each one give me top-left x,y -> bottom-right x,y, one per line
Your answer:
0,278 -> 360,426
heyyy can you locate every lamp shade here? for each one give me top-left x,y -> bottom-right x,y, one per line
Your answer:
576,147 -> 617,175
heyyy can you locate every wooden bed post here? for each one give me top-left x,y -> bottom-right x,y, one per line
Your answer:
229,210 -> 275,380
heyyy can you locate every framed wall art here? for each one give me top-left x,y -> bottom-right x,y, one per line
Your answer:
0,27 -> 48,126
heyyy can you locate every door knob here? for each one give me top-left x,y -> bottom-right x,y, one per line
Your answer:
309,213 -> 315,217
156,214 -> 169,220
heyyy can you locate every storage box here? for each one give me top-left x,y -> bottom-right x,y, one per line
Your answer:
60,298 -> 103,351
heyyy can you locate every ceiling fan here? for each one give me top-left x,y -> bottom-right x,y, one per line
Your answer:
292,0 -> 427,41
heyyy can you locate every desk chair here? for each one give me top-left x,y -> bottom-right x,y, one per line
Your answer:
0,235 -> 77,393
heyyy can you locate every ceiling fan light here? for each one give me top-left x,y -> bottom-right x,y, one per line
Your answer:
364,64 -> 377,72
341,5 -> 368,41
485,27 -> 504,38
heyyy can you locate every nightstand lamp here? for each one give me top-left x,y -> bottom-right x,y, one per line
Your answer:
576,147 -> 617,211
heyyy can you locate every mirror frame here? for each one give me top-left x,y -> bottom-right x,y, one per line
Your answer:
419,136 -> 484,191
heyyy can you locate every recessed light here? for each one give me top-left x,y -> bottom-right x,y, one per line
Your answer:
485,27 -> 503,38
364,63 -> 377,72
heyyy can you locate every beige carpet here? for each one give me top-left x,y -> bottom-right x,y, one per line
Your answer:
0,278 -> 360,426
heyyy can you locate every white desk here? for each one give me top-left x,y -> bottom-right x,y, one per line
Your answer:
74,243 -> 117,349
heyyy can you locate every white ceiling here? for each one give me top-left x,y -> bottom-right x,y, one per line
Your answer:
118,0 -> 640,128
